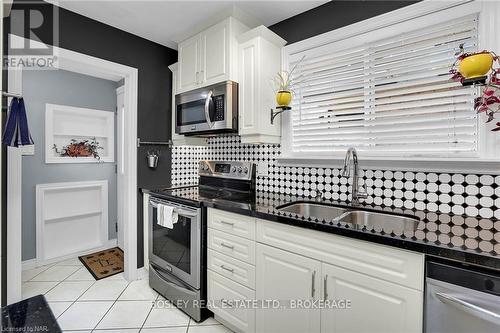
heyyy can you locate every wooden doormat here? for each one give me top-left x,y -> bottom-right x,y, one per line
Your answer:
79,247 -> 124,280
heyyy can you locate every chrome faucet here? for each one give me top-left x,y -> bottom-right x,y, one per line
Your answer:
341,147 -> 367,205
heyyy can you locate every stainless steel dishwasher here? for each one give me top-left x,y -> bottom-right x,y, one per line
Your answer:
425,259 -> 500,333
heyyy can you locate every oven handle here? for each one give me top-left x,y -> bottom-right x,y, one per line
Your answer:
205,90 -> 214,129
149,201 -> 198,218
435,292 -> 500,325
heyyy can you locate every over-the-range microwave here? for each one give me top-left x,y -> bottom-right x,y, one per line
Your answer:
175,81 -> 238,136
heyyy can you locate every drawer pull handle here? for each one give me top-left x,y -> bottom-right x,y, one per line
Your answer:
311,270 -> 316,298
220,265 -> 234,273
219,220 -> 235,226
220,242 -> 234,250
324,275 -> 328,301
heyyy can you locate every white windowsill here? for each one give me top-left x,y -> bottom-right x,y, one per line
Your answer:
277,156 -> 500,174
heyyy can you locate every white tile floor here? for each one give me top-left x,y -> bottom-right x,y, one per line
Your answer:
22,258 -> 231,333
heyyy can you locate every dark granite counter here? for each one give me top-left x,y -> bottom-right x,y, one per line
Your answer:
1,295 -> 61,332
143,186 -> 500,271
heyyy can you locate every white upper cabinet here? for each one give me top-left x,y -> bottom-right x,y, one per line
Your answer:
177,17 -> 248,94
238,26 -> 286,144
200,20 -> 229,86
178,35 -> 202,92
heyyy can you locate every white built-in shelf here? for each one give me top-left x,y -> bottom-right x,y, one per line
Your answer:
45,104 -> 115,163
44,210 -> 103,223
36,180 -> 109,264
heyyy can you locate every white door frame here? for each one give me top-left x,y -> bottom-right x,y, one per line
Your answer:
6,34 -> 138,304
116,85 -> 125,251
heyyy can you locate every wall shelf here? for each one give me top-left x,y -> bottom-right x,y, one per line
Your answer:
45,104 -> 115,163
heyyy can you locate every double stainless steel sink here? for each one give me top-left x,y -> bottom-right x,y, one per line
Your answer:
277,202 -> 419,233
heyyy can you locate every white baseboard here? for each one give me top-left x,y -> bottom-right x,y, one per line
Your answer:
21,258 -> 37,271
23,239 -> 118,270
137,266 -> 148,280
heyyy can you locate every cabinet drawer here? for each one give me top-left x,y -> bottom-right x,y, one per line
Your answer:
256,219 -> 424,290
208,249 -> 256,289
208,228 -> 256,264
208,270 -> 255,333
208,208 -> 256,240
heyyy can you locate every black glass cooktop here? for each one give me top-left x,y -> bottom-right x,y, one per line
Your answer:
150,184 -> 255,209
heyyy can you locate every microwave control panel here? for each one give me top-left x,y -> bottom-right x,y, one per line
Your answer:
213,95 -> 225,121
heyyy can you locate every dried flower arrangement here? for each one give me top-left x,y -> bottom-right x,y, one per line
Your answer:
450,44 -> 500,131
53,137 -> 103,160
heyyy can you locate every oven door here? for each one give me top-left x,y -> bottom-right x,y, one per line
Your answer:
148,198 -> 201,289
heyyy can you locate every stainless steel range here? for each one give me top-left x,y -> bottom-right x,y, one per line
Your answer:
148,160 -> 255,322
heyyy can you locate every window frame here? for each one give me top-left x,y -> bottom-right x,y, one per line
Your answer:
279,0 -> 500,171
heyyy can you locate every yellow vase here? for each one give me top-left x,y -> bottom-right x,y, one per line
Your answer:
459,53 -> 494,79
276,90 -> 292,107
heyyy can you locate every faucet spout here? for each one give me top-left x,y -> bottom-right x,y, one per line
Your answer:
341,147 -> 367,205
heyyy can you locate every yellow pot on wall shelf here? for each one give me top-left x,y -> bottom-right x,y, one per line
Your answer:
276,90 -> 292,107
459,53 -> 494,79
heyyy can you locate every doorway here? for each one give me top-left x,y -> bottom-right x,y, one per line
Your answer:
6,35 -> 138,304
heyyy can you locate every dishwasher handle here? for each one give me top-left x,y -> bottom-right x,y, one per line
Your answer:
436,292 -> 500,326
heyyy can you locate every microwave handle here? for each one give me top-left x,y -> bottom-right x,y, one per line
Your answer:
205,90 -> 214,129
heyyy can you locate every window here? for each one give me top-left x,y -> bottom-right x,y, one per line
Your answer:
282,2 -> 499,162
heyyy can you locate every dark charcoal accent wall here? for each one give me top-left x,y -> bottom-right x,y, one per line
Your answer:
269,0 -> 421,44
2,0 -> 177,296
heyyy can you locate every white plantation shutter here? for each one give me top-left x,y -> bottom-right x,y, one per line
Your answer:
289,14 -> 479,158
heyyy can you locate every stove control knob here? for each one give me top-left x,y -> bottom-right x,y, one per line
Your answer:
243,167 -> 249,174
231,166 -> 237,173
237,167 -> 243,173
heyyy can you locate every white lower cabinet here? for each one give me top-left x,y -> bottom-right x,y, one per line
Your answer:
255,243 -> 321,333
207,209 -> 424,333
321,262 -> 422,333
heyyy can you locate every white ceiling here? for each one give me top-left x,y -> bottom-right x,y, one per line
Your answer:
52,0 -> 328,49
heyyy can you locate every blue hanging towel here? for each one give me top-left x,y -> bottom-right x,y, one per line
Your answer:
2,97 -> 34,147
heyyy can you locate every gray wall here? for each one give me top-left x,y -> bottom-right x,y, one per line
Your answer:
21,69 -> 118,261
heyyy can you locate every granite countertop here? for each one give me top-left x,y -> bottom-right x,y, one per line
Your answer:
143,186 -> 500,271
1,295 -> 61,332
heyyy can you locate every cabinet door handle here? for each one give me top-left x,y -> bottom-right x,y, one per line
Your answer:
323,275 -> 328,301
196,71 -> 199,84
220,242 -> 234,250
311,271 -> 316,298
219,220 -> 235,226
220,265 -> 234,273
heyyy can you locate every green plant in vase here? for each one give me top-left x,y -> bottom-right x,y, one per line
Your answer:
273,55 -> 304,107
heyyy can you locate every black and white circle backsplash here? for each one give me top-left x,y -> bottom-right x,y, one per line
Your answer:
172,135 -> 499,254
